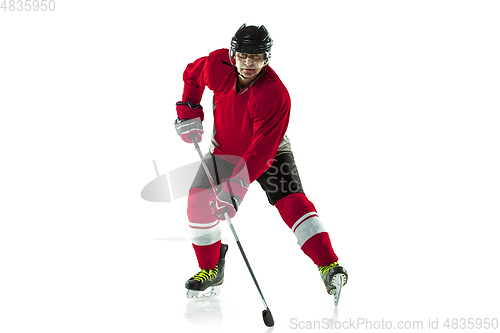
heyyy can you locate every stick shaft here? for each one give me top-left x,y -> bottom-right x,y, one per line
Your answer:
192,138 -> 219,196
190,136 -> 270,310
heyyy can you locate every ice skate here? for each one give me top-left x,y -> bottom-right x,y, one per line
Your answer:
185,244 -> 228,298
319,262 -> 348,307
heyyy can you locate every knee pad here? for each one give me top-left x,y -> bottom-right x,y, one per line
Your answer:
187,187 -> 216,223
275,193 -> 327,247
188,187 -> 220,247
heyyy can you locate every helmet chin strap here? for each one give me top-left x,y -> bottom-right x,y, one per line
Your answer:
222,60 -> 245,78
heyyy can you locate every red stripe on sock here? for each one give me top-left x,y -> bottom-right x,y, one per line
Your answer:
275,193 -> 317,229
292,214 -> 318,233
189,221 -> 220,229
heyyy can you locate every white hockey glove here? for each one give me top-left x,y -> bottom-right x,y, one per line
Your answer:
174,117 -> 203,143
210,178 -> 249,219
175,101 -> 204,143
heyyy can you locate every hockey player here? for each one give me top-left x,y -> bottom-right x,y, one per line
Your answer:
175,24 -> 348,305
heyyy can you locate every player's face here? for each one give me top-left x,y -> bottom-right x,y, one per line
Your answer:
234,52 -> 267,81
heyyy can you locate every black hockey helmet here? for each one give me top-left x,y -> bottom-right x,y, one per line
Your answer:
230,24 -> 273,61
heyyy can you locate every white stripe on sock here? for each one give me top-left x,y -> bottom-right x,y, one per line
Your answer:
294,216 -> 327,247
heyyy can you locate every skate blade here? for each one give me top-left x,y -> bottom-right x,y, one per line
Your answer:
331,274 -> 346,307
186,285 -> 221,299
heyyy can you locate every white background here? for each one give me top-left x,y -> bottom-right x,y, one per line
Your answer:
1,1 -> 499,332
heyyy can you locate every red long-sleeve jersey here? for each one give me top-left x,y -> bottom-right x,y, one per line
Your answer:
179,48 -> 291,183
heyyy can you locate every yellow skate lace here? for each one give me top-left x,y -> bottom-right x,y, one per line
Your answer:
319,262 -> 339,276
192,266 -> 218,282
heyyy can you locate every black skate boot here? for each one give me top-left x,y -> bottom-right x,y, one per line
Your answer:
185,243 -> 229,298
319,262 -> 348,307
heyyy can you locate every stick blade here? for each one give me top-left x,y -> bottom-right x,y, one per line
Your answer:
262,308 -> 274,327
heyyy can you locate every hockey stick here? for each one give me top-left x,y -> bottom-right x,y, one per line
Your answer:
190,135 -> 274,327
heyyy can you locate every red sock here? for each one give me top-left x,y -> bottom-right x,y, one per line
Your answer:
301,232 -> 338,267
192,241 -> 221,269
276,193 -> 339,267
